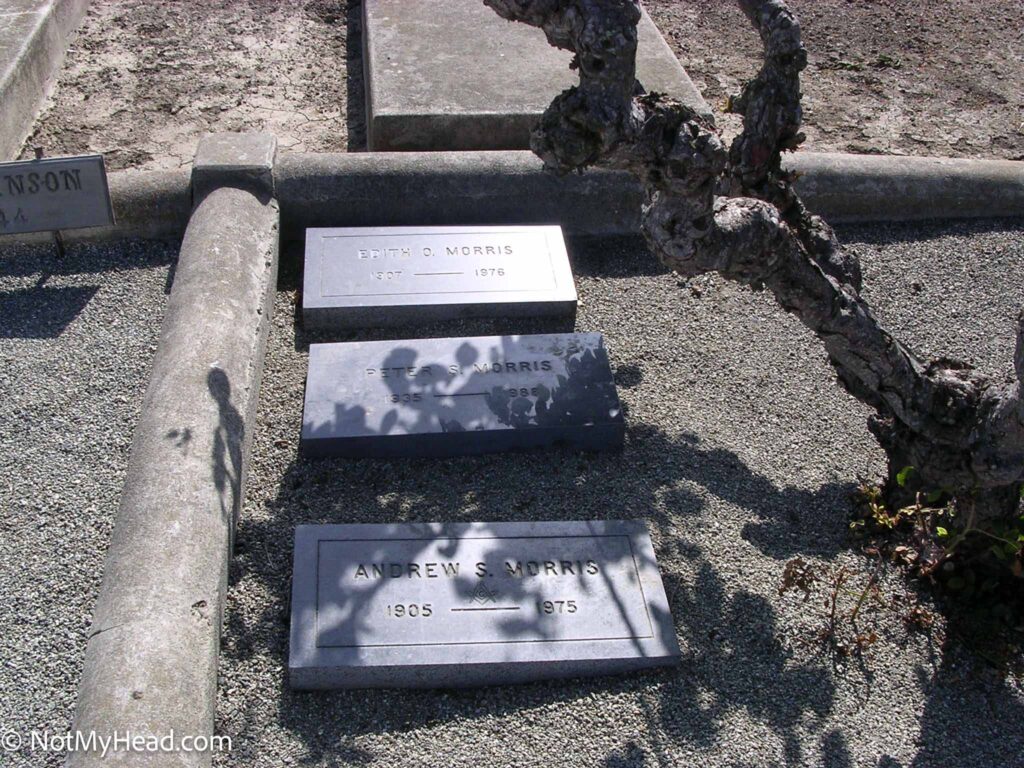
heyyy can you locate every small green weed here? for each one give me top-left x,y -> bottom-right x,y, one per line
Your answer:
849,470 -> 1024,660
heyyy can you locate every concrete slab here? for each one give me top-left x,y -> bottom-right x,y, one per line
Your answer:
302,225 -> 577,330
363,0 -> 711,151
192,131 -> 277,200
0,0 -> 88,160
289,520 -> 680,689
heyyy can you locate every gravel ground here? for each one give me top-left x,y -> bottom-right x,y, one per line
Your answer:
5,4 -> 1023,766
217,219 -> 1024,768
0,239 -> 174,768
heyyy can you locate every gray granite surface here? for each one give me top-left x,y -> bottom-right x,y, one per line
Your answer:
290,520 -> 679,689
301,332 -> 624,458
362,0 -> 710,150
302,225 -> 577,330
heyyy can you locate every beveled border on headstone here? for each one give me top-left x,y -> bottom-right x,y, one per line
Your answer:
300,332 -> 624,458
0,154 -> 113,235
289,519 -> 681,689
302,225 -> 577,330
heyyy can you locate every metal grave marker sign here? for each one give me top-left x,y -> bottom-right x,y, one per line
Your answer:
0,154 -> 114,235
289,520 -> 681,689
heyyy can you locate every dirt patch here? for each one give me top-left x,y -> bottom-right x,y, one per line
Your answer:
20,1 -> 1023,169
646,0 -> 1024,160
22,0 -> 362,171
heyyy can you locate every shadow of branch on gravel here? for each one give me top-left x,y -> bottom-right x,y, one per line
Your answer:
0,240 -> 177,338
908,622 -> 1024,768
220,421 -> 859,767
0,284 -> 99,339
0,239 -> 177,280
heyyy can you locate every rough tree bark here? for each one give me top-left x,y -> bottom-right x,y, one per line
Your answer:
484,0 -> 1023,523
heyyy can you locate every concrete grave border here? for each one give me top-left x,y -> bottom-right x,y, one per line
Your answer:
1,151 -> 1021,248
65,133 -> 279,768
0,0 -> 89,160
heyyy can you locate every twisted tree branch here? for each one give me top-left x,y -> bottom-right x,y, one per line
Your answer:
485,0 -> 1023,520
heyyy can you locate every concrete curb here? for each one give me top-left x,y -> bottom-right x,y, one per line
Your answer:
275,151 -> 642,239
276,151 -> 1023,239
0,151 -> 1021,247
0,0 -> 89,160
785,152 -> 1024,222
67,137 -> 279,768
0,167 -> 191,245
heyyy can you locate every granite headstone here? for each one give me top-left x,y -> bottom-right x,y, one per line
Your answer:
289,520 -> 680,689
300,332 -> 624,458
302,225 -> 577,329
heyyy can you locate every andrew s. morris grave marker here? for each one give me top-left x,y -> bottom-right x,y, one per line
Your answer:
289,520 -> 680,688
300,332 -> 624,458
302,225 -> 577,329
0,155 -> 113,235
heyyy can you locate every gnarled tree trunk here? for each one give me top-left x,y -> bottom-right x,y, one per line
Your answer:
484,0 -> 1023,523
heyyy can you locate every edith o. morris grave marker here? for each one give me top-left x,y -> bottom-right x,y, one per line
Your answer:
289,520 -> 680,688
302,225 -> 577,329
300,332 -> 624,457
0,154 -> 113,235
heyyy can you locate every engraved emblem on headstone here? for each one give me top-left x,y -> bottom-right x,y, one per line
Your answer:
470,580 -> 498,605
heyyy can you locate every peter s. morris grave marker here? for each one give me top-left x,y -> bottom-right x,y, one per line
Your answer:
300,332 -> 624,458
0,154 -> 113,235
289,520 -> 680,689
302,225 -> 577,329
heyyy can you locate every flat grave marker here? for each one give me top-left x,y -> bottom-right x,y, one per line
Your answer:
289,520 -> 681,689
0,154 -> 113,235
362,0 -> 712,150
300,332 -> 624,458
302,225 -> 577,329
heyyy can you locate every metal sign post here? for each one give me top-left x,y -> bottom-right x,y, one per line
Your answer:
33,148 -> 66,257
